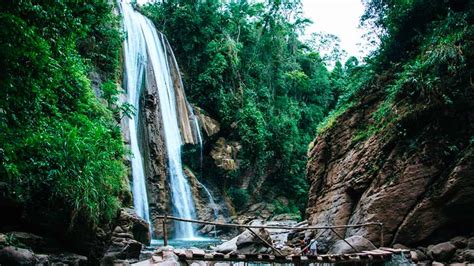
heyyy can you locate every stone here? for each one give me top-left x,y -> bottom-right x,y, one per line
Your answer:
213,236 -> 238,253
410,250 -> 419,262
328,236 -> 376,254
450,236 -> 468,249
119,208 -> 151,245
214,228 -> 273,254
452,248 -> 464,262
35,254 -> 49,264
393,243 -> 409,249
271,213 -> 301,221
461,249 -> 474,262
0,246 -> 37,265
102,238 -> 142,263
210,138 -> 241,171
0,233 -> 6,246
414,248 -> 428,262
428,242 -> 457,262
194,107 -> 220,137
103,209 -> 148,264
8,232 -> 51,252
48,252 -> 88,266
468,237 -> 474,249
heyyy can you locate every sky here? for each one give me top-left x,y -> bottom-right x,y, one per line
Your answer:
301,0 -> 369,62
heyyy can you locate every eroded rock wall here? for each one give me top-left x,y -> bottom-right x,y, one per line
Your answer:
306,88 -> 474,247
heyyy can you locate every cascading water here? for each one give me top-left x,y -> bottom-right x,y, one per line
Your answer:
120,2 -> 199,239
121,2 -> 152,230
195,179 -> 219,222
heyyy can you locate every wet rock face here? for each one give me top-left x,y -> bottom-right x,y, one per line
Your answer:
306,88 -> 474,248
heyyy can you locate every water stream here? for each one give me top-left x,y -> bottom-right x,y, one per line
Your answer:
120,2 -> 152,230
121,2 -> 198,239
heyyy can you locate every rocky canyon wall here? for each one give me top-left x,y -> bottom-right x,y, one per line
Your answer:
306,87 -> 474,248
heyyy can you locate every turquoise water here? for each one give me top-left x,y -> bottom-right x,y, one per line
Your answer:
149,238 -> 222,250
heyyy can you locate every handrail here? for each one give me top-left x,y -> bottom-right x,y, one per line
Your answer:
157,215 -> 382,231
157,215 -> 385,250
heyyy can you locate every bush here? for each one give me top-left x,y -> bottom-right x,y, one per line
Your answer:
227,188 -> 250,210
0,1 -> 127,228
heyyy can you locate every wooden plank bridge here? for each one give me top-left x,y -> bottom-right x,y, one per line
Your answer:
144,215 -> 412,265
171,247 -> 411,264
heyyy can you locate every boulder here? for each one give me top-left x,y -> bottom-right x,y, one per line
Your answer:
214,228 -> 273,254
428,242 -> 457,262
213,236 -> 238,253
9,232 -> 49,252
118,208 -> 151,245
48,253 -> 88,266
210,138 -> 241,171
102,208 -> 149,263
102,238 -> 142,263
461,249 -> 474,262
270,213 -> 300,222
392,243 -> 409,250
0,233 -> 7,247
414,248 -> 428,262
235,229 -> 273,254
194,107 -> 220,137
328,236 -> 376,254
450,236 -> 468,249
468,237 -> 474,249
0,246 -> 37,265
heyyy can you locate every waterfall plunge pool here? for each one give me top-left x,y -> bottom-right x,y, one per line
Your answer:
148,238 -> 222,250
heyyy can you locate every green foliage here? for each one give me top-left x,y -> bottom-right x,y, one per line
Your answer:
0,1 -> 126,227
227,188 -> 250,210
142,0 -> 339,214
317,102 -> 354,135
272,199 -> 300,218
352,3 -> 473,142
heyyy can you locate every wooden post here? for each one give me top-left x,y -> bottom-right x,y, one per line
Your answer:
379,223 -> 384,248
163,213 -> 168,246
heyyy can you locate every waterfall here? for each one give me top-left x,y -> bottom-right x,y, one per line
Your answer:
121,2 -> 152,230
191,111 -> 219,222
120,2 -> 199,239
195,179 -> 219,221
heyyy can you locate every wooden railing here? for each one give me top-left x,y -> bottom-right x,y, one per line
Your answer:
156,214 -> 384,255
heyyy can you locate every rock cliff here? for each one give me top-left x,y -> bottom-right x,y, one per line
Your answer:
306,86 -> 474,248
